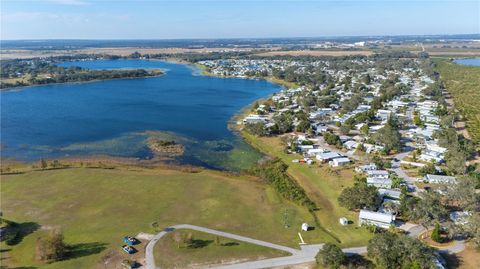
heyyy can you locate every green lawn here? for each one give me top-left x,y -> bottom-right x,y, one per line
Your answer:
0,167 -> 326,268
154,229 -> 288,268
242,132 -> 373,247
434,58 -> 480,144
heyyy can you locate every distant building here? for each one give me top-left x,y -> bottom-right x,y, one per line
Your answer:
449,211 -> 471,225
339,217 -> 349,226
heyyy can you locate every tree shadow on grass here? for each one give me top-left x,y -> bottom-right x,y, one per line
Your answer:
221,242 -> 239,247
4,222 -> 40,246
345,254 -> 375,269
441,253 -> 461,269
66,242 -> 108,260
189,239 -> 213,249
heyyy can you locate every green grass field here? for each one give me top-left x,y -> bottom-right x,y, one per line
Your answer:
242,132 -> 373,247
434,58 -> 480,144
154,229 -> 288,268
1,167 -> 329,268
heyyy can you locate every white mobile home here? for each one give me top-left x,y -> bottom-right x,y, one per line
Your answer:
424,174 -> 456,184
367,178 -> 392,189
366,170 -> 389,179
316,152 -> 342,162
359,210 -> 395,229
329,157 -> 351,167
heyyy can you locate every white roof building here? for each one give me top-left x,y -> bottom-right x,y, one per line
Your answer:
378,188 -> 402,200
359,210 -> 395,229
363,143 -> 384,154
367,170 -> 390,179
367,178 -> 392,189
316,152 -> 342,162
344,140 -> 359,150
424,174 -> 456,184
329,157 -> 351,167
243,115 -> 268,124
306,148 -> 327,156
355,163 -> 377,173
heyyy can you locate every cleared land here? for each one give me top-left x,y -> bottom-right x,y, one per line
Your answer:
0,167 -> 328,269
443,243 -> 480,269
242,133 -> 373,247
0,47 -> 269,60
154,229 -> 288,268
434,58 -> 480,144
256,50 -> 373,57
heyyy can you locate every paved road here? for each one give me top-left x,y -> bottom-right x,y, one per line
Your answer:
145,224 -> 366,269
145,224 -> 304,269
146,223 -> 465,269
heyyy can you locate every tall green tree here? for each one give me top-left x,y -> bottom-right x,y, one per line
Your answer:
410,191 -> 447,229
367,233 -> 435,269
338,183 -> 381,211
315,243 -> 345,269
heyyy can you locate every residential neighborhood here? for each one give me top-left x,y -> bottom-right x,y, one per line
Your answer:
200,53 -> 479,268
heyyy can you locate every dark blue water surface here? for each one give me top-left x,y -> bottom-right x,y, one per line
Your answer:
454,58 -> 480,66
1,60 -> 281,170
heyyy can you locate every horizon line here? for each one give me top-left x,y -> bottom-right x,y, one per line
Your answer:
2,33 -> 480,42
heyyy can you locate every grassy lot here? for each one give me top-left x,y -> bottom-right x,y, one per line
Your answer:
0,167 -> 327,268
242,132 -> 373,247
154,229 -> 288,268
434,58 -> 480,144
0,74 -> 31,85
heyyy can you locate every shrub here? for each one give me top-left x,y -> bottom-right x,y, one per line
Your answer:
431,223 -> 442,243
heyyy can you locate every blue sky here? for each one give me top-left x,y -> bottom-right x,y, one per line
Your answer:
1,0 -> 479,39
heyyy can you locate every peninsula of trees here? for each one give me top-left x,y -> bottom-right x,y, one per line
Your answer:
0,57 -> 163,89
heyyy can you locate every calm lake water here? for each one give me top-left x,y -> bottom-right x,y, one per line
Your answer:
454,58 -> 480,66
1,60 -> 281,170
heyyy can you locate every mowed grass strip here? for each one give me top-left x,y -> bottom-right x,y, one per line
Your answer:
1,167 -> 325,269
434,58 -> 480,144
154,229 -> 288,268
242,133 -> 372,247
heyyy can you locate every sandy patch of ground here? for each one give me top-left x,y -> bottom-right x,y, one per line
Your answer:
427,51 -> 480,56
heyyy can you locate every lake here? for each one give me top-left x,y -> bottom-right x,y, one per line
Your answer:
454,58 -> 480,66
1,60 -> 281,170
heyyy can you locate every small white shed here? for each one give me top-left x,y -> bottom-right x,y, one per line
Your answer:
301,223 -> 309,231
339,217 -> 348,226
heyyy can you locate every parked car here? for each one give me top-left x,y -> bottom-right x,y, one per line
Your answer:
122,245 -> 136,254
